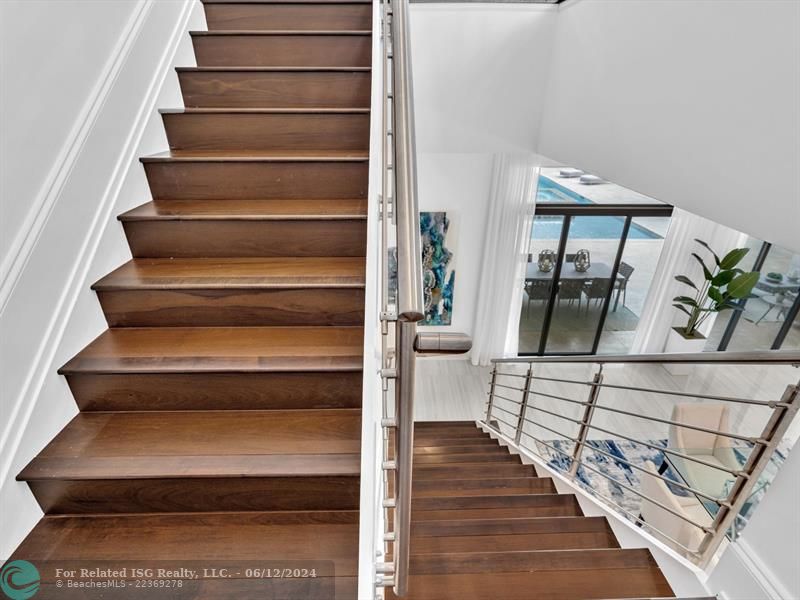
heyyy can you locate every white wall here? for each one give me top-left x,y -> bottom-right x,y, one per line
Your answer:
417,153 -> 494,337
411,3 -> 557,153
705,442 -> 800,600
410,4 -> 557,337
0,0 -> 138,269
0,0 -> 203,558
537,0 -> 800,253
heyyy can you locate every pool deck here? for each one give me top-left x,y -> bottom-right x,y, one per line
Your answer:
539,168 -> 672,238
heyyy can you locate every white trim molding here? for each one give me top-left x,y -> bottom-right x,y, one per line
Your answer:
0,1 -> 151,313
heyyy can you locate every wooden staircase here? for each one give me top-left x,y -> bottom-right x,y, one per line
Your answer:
9,1 -> 370,597
387,422 -> 676,600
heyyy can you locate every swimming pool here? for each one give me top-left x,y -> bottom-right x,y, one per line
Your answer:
534,177 -> 662,240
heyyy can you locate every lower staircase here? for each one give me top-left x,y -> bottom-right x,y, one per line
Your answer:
8,0 -> 369,597
389,421 -> 676,600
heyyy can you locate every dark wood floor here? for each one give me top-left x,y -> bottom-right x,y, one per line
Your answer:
9,1 -> 371,597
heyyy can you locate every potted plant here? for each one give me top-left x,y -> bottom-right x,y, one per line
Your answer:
665,239 -> 760,371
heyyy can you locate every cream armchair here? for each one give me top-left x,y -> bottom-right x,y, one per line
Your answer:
667,403 -> 740,497
640,460 -> 712,552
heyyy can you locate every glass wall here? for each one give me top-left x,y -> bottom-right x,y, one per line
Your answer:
706,239 -> 800,351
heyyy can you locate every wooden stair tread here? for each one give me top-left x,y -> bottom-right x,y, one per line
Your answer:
119,199 -> 367,221
413,477 -> 556,497
13,511 -> 358,568
176,65 -> 371,72
411,516 -> 614,538
388,570 -> 672,600
160,107 -> 371,114
59,326 -> 364,373
203,0 -> 372,4
19,410 -> 361,480
141,149 -> 368,161
191,29 -> 371,35
94,257 -> 365,290
408,548 -> 659,574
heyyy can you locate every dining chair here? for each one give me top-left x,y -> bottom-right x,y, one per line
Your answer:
582,278 -> 611,314
639,460 -> 712,553
613,262 -> 635,311
524,280 -> 552,317
556,279 -> 584,311
667,403 -> 740,496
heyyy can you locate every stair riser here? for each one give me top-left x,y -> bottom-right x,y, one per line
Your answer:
163,112 -> 370,152
413,454 -> 521,465
413,446 -> 508,456
97,288 -> 365,327
414,465 -> 534,480
28,476 -> 359,514
386,571 -> 673,600
413,480 -> 555,497
192,34 -> 372,68
410,532 -> 619,554
179,71 -> 371,108
143,161 -> 368,200
413,437 -> 495,447
415,427 -> 490,437
66,372 -> 362,411
204,3 -> 372,31
123,220 -> 367,258
412,506 -> 582,520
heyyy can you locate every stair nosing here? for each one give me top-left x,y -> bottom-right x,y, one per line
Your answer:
140,153 -> 369,163
190,29 -> 372,36
159,107 -> 371,114
176,66 -> 371,72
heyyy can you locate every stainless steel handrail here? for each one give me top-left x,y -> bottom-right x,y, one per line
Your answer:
480,352 -> 800,569
374,0 -> 471,595
492,350 -> 800,364
391,0 -> 424,324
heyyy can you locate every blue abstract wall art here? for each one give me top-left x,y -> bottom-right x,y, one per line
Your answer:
420,211 -> 455,326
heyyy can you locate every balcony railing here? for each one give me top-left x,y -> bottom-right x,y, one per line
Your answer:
481,351 -> 800,568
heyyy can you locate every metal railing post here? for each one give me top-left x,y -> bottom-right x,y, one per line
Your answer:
392,319 -> 417,597
515,365 -> 533,446
568,366 -> 604,477
486,368 -> 498,424
695,380 -> 800,567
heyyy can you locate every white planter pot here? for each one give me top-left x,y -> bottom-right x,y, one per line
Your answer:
663,327 -> 707,375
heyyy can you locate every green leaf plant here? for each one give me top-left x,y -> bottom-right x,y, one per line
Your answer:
673,239 -> 760,338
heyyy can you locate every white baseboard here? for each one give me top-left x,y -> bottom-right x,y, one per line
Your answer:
0,0 -> 197,558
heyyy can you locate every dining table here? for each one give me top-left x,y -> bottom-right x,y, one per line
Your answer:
526,261 -> 626,311
526,261 -> 615,282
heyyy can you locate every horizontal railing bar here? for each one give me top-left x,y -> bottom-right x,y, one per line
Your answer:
489,392 -> 524,405
573,476 -> 701,556
493,371 -> 529,379
524,391 -> 758,443
493,382 -> 528,393
522,431 -> 711,532
529,389 -> 587,404
523,415 -> 725,505
483,420 -> 701,555
597,382 -> 781,408
493,350 -> 800,365
491,414 -> 521,431
528,375 -> 782,407
578,420 -> 744,476
492,404 -> 521,419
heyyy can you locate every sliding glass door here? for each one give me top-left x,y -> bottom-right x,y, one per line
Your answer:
542,216 -> 627,354
519,196 -> 673,356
